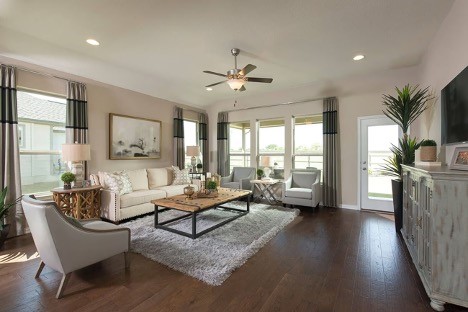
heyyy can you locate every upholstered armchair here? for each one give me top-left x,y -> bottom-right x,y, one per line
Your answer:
21,195 -> 130,299
282,169 -> 321,208
220,167 -> 256,190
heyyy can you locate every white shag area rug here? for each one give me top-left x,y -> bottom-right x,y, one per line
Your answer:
123,201 -> 299,286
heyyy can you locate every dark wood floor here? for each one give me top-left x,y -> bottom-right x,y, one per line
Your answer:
1,206 -> 467,312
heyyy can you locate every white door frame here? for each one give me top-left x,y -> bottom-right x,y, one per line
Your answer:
357,115 -> 400,211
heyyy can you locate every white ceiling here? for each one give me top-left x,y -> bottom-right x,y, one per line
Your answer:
0,0 -> 453,108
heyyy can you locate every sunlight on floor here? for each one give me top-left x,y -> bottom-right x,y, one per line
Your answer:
376,213 -> 395,221
0,251 -> 39,264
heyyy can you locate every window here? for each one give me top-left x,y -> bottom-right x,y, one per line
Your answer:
258,119 -> 285,179
17,91 -> 67,195
229,121 -> 250,171
183,120 -> 201,168
293,115 -> 323,172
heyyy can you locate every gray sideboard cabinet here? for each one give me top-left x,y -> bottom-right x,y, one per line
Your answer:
401,165 -> 468,311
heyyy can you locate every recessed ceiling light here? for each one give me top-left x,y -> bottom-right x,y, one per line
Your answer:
353,54 -> 365,61
206,87 -> 213,91
86,39 -> 100,46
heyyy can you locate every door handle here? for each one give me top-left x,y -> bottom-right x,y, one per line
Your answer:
362,168 -> 367,171
362,161 -> 367,164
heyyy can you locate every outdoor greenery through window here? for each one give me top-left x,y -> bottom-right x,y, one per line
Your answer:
17,90 -> 67,195
258,119 -> 285,179
183,120 -> 201,169
229,121 -> 250,172
293,115 -> 323,172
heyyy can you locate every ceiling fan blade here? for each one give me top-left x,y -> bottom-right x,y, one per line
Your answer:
205,80 -> 227,87
238,85 -> 246,92
239,64 -> 257,76
245,77 -> 273,83
203,70 -> 227,77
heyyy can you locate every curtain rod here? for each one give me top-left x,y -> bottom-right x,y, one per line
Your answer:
225,97 -> 326,113
5,64 -> 76,83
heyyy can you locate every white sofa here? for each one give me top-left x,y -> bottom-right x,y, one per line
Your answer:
91,167 -> 198,223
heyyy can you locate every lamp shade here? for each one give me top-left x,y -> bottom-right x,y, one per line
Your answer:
260,156 -> 271,167
62,143 -> 91,161
227,79 -> 245,90
186,146 -> 200,157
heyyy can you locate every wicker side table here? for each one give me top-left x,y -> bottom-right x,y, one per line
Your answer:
51,185 -> 102,219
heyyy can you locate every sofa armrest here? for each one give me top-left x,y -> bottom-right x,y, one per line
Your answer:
282,177 -> 292,200
239,178 -> 253,191
220,173 -> 233,186
100,189 -> 121,222
312,181 -> 321,204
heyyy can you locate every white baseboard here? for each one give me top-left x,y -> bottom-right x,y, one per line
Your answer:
338,204 -> 359,210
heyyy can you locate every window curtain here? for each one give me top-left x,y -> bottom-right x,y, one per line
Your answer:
66,81 -> 89,176
0,65 -> 26,236
198,113 -> 209,171
322,97 -> 340,208
173,107 -> 185,168
217,112 -> 229,176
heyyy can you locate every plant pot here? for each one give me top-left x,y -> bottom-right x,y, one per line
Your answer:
0,224 -> 10,250
63,183 -> 71,190
391,179 -> 403,234
420,146 -> 437,162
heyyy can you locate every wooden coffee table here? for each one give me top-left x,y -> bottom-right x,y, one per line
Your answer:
151,188 -> 251,239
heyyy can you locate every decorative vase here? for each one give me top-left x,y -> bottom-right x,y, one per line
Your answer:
391,179 -> 403,234
0,224 -> 10,250
63,183 -> 71,190
184,185 -> 195,199
420,146 -> 437,162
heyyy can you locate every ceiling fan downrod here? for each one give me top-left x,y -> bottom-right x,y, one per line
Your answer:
231,48 -> 240,70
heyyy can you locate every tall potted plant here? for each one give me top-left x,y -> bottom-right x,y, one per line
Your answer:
0,187 -> 23,250
381,84 -> 433,233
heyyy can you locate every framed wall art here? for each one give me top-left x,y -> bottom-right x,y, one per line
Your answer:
449,146 -> 468,171
109,113 -> 161,160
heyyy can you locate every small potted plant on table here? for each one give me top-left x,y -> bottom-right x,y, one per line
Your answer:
206,180 -> 218,195
420,139 -> 437,162
196,163 -> 203,173
61,172 -> 76,189
256,169 -> 264,180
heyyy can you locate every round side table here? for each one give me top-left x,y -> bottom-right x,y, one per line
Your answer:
51,185 -> 102,219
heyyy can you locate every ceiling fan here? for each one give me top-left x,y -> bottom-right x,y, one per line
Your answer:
203,48 -> 273,92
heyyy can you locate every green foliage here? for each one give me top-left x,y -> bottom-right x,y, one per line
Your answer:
196,163 -> 203,169
421,139 -> 437,146
206,181 -> 217,190
0,187 -> 23,230
382,84 -> 433,135
61,172 -> 76,183
381,84 -> 432,179
256,169 -> 264,177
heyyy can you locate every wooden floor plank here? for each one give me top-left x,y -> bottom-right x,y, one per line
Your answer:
0,206 -> 466,311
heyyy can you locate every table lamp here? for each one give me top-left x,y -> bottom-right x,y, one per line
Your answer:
62,143 -> 91,188
261,156 -> 272,179
186,146 -> 200,172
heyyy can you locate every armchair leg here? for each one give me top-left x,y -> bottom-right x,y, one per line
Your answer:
35,261 -> 45,278
124,252 -> 131,269
56,273 -> 71,299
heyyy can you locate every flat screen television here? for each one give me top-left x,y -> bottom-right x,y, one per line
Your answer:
441,66 -> 468,144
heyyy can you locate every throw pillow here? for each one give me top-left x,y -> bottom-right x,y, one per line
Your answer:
105,172 -> 133,195
171,166 -> 191,185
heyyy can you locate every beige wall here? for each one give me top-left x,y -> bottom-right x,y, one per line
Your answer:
0,55 -> 203,174
207,66 -> 419,208
415,0 -> 468,163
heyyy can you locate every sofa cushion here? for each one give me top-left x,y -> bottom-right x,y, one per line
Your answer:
291,172 -> 316,188
171,166 -> 191,185
147,167 -> 174,188
120,189 -> 166,208
105,172 -> 133,195
285,188 -> 312,199
126,169 -> 149,190
155,184 -> 199,197
81,220 -> 121,231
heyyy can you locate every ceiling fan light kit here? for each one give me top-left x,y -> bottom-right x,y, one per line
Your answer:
203,48 -> 273,92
